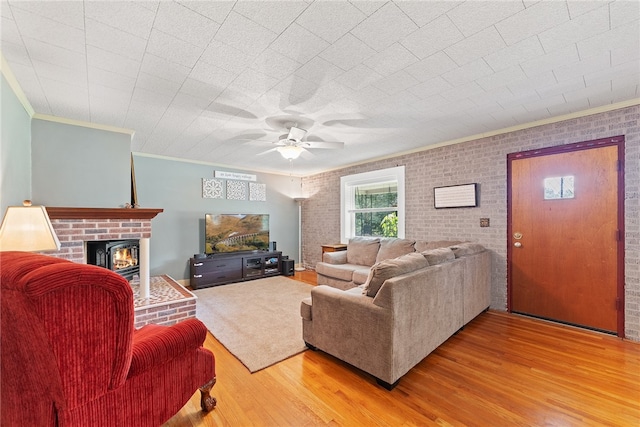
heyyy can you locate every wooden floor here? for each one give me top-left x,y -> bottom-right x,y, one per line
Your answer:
165,271 -> 640,427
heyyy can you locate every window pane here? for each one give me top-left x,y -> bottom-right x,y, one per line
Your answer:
355,181 -> 397,209
544,177 -> 562,199
544,176 -> 575,200
355,210 -> 397,237
562,176 -> 574,198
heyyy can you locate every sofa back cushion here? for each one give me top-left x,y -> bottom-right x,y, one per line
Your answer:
363,252 -> 429,297
449,242 -> 485,257
347,237 -> 380,266
415,240 -> 463,252
375,238 -> 416,263
421,247 -> 455,265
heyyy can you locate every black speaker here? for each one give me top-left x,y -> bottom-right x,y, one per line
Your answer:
282,259 -> 295,276
269,241 -> 277,251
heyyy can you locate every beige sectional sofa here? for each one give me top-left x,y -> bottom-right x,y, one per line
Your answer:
301,237 -> 491,389
316,237 -> 465,290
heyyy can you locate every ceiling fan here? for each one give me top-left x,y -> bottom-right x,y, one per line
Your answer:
272,125 -> 344,160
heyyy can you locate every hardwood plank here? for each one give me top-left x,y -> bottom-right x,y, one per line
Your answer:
165,272 -> 640,427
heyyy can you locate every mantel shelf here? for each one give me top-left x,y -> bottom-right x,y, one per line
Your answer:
46,207 -> 163,220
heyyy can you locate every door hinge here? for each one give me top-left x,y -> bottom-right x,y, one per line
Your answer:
616,230 -> 623,241
617,159 -> 623,172
616,298 -> 622,311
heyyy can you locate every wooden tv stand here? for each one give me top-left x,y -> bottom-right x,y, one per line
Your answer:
189,251 -> 282,289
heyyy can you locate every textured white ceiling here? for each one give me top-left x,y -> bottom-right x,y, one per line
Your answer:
1,0 -> 639,176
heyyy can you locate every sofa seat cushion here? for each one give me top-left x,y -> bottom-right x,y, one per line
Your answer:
364,252 -> 429,297
415,240 -> 463,252
421,247 -> 455,265
347,237 -> 380,266
316,262 -> 361,282
450,242 -> 485,257
352,267 -> 372,285
375,238 -> 416,263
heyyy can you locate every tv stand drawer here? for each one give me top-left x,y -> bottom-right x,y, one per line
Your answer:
192,257 -> 242,273
191,270 -> 243,288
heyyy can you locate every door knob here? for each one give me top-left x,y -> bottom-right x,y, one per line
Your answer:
514,242 -> 522,248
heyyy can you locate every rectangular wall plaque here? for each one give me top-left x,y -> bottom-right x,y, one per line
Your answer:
434,183 -> 478,209
215,171 -> 257,181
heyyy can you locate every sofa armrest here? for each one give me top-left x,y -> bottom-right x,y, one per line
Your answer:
309,286 -> 391,343
323,250 -> 347,264
306,286 -> 393,380
129,318 -> 208,377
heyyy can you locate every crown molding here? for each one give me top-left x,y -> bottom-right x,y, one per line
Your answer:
32,113 -> 135,135
1,53 -> 35,117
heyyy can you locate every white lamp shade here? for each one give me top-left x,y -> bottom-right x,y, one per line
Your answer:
0,205 -> 61,251
277,145 -> 304,160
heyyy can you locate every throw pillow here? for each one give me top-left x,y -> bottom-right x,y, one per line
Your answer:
421,247 -> 455,265
346,237 -> 380,266
375,238 -> 416,262
366,252 -> 429,297
450,242 -> 485,257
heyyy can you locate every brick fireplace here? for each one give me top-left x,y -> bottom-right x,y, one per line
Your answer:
43,207 -> 196,328
45,207 -> 158,263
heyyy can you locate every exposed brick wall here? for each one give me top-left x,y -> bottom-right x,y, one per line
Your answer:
302,105 -> 640,341
134,300 -> 196,329
47,218 -> 152,263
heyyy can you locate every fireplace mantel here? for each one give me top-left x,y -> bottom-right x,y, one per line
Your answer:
46,207 -> 163,220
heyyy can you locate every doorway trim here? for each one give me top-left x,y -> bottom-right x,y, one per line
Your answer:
506,135 -> 625,337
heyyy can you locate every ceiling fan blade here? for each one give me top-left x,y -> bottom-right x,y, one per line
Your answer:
308,141 -> 344,149
305,134 -> 344,149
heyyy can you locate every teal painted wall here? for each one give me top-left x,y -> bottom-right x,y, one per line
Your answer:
133,154 -> 301,281
1,75 -> 32,215
31,119 -> 131,208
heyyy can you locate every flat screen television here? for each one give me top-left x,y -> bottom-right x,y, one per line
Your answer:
205,213 -> 269,254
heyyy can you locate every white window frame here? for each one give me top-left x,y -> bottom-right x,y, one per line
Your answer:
340,166 -> 405,244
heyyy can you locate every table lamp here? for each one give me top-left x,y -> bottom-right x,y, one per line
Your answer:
0,200 -> 61,251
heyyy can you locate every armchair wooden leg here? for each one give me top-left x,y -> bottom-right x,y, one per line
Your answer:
199,377 -> 217,412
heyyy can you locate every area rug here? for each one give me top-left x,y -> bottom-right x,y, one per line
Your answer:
194,276 -> 313,373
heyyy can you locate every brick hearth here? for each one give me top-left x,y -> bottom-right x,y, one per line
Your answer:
42,207 -> 196,327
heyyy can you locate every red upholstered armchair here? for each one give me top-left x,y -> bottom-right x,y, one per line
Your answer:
1,252 -> 216,427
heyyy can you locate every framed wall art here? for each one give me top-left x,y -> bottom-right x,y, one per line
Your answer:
434,183 -> 478,209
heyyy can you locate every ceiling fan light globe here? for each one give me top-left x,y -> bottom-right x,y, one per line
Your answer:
277,145 -> 304,160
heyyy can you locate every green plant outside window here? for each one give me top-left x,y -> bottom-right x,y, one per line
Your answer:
353,181 -> 398,238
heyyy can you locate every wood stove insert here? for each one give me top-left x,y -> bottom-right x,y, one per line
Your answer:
87,240 -> 140,280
